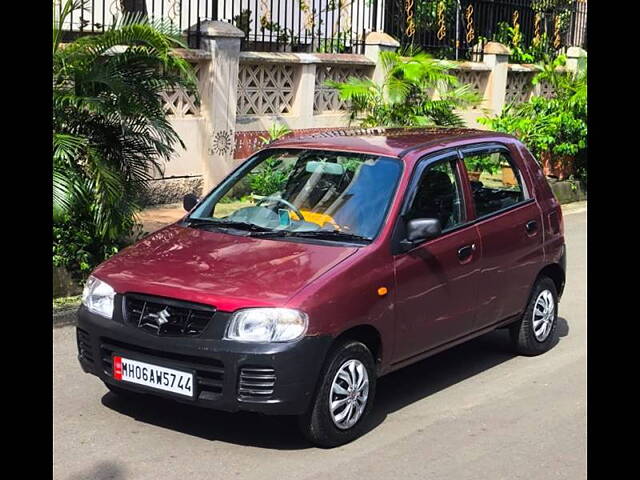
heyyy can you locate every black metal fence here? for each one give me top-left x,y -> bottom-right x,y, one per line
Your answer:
384,0 -> 587,61
57,0 -> 382,53
228,0 -> 381,53
58,0 -> 586,57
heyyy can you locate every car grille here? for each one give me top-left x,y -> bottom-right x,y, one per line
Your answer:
100,338 -> 225,401
77,328 -> 94,364
124,294 -> 215,337
238,367 -> 276,400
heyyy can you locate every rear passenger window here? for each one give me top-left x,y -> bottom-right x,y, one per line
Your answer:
462,149 -> 525,218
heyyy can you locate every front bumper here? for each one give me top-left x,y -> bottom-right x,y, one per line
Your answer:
76,305 -> 332,415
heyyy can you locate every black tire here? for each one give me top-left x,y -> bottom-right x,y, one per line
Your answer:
510,276 -> 559,356
298,340 -> 377,448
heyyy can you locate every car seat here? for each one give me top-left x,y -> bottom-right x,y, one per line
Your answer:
408,169 -> 456,229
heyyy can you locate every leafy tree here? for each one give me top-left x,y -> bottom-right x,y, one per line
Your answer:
53,0 -> 198,279
327,49 -> 481,128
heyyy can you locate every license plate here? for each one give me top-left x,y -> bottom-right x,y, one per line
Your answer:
113,355 -> 194,398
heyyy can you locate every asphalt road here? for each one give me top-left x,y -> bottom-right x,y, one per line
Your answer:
53,207 -> 586,480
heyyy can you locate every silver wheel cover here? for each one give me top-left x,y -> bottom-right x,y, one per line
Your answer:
329,359 -> 369,430
532,289 -> 555,342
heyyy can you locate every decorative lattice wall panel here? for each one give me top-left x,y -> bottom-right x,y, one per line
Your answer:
536,80 -> 556,99
161,62 -> 202,117
453,69 -> 489,109
505,71 -> 536,104
237,63 -> 295,115
314,65 -> 373,114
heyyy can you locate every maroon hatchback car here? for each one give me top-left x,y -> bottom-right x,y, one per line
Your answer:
77,128 -> 566,447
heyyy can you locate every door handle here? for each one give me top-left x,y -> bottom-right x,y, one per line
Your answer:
525,220 -> 538,234
457,244 -> 475,261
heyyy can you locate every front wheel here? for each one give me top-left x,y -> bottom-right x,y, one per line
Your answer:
510,276 -> 559,356
298,340 -> 376,448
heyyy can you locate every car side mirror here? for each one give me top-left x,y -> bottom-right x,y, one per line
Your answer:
183,193 -> 199,212
400,218 -> 442,252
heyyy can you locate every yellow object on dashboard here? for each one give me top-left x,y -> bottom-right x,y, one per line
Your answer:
291,210 -> 339,229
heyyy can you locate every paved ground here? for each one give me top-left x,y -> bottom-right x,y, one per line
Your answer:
54,207 -> 586,480
137,203 -> 184,234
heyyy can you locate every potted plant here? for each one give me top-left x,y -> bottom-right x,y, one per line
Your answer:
539,151 -> 575,181
501,160 -> 518,186
467,170 -> 482,182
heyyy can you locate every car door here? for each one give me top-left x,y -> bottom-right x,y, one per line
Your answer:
392,152 -> 482,363
459,143 -> 544,329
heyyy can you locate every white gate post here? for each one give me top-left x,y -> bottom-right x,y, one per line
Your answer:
482,42 -> 511,116
364,32 -> 400,86
198,21 -> 244,195
566,46 -> 588,74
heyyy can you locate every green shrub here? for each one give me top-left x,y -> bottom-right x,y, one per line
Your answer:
464,153 -> 502,175
248,158 -> 291,196
241,123 -> 295,197
479,55 -> 587,182
53,216 -> 128,282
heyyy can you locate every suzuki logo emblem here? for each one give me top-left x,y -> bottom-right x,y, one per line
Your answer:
148,308 -> 171,326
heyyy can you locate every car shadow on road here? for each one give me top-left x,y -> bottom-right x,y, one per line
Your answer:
363,316 -> 569,437
101,317 -> 569,451
65,461 -> 127,480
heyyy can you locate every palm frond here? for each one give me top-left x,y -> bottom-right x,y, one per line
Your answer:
379,51 -> 402,75
53,0 -> 86,55
330,49 -> 481,128
437,83 -> 483,109
385,76 -> 412,105
326,77 -> 378,101
53,9 -> 198,248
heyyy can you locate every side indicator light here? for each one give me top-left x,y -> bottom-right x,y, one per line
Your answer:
377,287 -> 388,296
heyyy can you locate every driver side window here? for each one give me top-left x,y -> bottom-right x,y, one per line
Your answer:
406,158 -> 464,231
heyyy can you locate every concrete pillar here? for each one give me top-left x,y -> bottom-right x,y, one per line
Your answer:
363,32 -> 400,85
198,21 -> 244,194
566,46 -> 587,74
290,55 -> 317,129
482,42 -> 511,115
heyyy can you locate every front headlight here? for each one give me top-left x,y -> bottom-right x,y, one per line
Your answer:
225,308 -> 308,342
82,276 -> 115,319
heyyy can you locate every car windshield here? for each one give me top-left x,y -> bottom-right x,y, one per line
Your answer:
188,149 -> 402,242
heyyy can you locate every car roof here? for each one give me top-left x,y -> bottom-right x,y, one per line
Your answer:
271,127 -> 517,159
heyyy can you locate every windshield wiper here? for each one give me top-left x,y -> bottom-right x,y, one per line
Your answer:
185,218 -> 274,233
251,229 -> 371,243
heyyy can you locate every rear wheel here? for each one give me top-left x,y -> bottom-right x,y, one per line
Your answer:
298,340 -> 376,448
510,277 -> 559,356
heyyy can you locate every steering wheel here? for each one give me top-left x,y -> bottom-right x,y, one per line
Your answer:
256,196 -> 305,222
